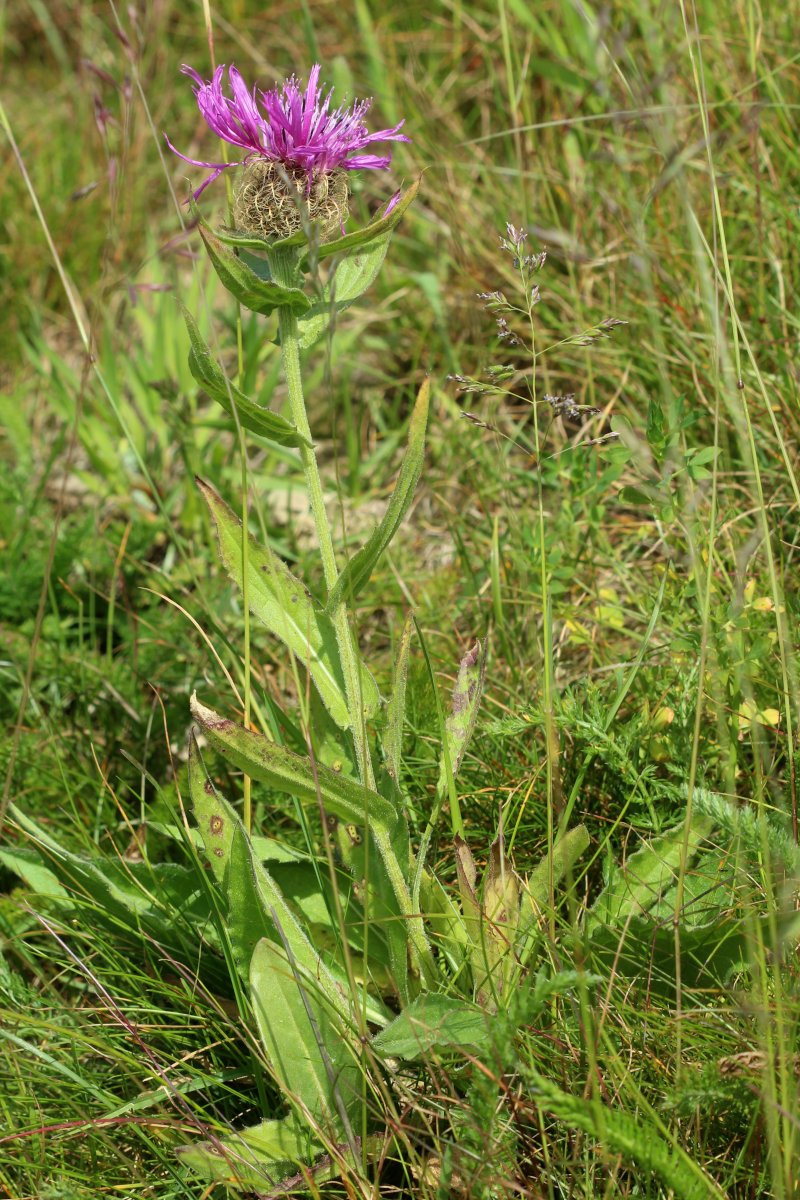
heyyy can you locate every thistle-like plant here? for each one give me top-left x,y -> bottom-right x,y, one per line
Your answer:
1,70 -> 751,1194
160,62 -> 597,1189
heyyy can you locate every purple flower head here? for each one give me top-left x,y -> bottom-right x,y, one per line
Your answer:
167,63 -> 410,202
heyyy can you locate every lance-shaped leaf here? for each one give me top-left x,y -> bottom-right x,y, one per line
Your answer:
178,1129 -> 377,1195
516,825 -> 590,971
213,225 -> 288,252
455,832 -> 522,1009
418,869 -> 470,970
373,993 -> 492,1061
176,1117 -> 315,1191
198,479 -> 380,727
301,177 -> 420,265
383,611 -> 414,783
251,937 -> 360,1133
5,803 -> 220,964
296,231 -> 395,350
188,737 -> 389,1023
326,380 -> 430,612
291,181 -> 419,348
589,815 -> 714,927
182,307 -> 307,447
437,638 -> 489,792
481,833 -> 522,1003
519,825 -> 590,941
347,818 -> 412,1006
190,696 -> 397,831
197,221 -> 311,316
188,733 -> 235,887
454,835 -> 482,951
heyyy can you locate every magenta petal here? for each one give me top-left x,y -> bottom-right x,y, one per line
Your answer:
228,65 -> 264,148
188,165 -> 234,201
168,62 -> 411,200
163,132 -> 230,171
344,154 -> 392,170
381,190 -> 402,217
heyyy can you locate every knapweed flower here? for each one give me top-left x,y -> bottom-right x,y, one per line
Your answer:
167,63 -> 409,239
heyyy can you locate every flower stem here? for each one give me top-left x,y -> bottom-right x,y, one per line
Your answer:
277,302 -> 371,766
271,252 -> 432,978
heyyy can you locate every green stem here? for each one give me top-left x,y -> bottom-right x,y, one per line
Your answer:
271,250 -> 433,979
277,302 -> 371,776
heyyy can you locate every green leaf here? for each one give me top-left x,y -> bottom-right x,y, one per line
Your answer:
302,177 -> 420,265
176,1117 -> 315,1191
188,737 -> 360,1026
177,1127 -> 379,1194
187,732 -> 235,886
295,180 -> 420,348
181,306 -> 308,446
523,824 -> 590,916
589,914 -> 749,998
590,816 -> 714,926
347,820 -> 412,1006
688,445 -> 720,467
296,231 -> 394,350
213,225 -> 289,252
525,967 -> 604,1015
198,479 -> 380,727
197,222 -> 311,316
383,611 -> 414,783
418,869 -> 470,969
0,846 -> 69,902
326,380 -> 430,611
524,1070 -> 724,1200
190,695 -> 397,831
453,835 -> 482,954
618,485 -> 654,506
4,804 -> 219,964
646,395 -> 668,459
437,638 -> 489,791
373,993 -> 491,1060
250,937 -> 360,1129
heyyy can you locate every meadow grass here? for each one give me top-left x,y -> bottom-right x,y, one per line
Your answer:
1,0 -> 799,1196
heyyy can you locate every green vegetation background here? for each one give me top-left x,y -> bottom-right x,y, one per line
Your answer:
2,0 -> 799,1196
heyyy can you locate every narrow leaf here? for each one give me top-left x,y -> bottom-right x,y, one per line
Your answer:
418,869 -> 470,968
383,612 -> 414,783
302,177 -> 420,265
190,695 -> 397,831
188,739 -> 357,1028
326,380 -> 430,611
520,825 -> 590,945
296,231 -> 393,350
188,732 -> 234,886
197,222 -> 310,316
250,937 -> 360,1130
5,803 -> 218,962
348,821 -> 411,1006
454,834 -> 481,950
590,816 -> 714,926
437,638 -> 489,791
198,479 -> 380,726
213,225 -> 285,251
182,306 -> 307,446
373,994 -> 491,1060
176,1117 -> 315,1191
